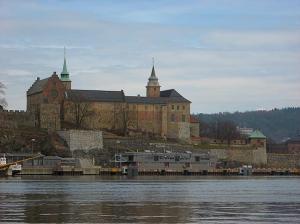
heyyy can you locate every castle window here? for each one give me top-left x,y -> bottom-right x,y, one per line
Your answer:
171,114 -> 175,122
182,115 -> 186,122
177,105 -> 180,110
182,106 -> 185,110
172,105 -> 175,110
145,105 -> 148,110
154,87 -> 156,91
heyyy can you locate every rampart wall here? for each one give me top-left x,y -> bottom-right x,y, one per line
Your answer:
0,110 -> 35,128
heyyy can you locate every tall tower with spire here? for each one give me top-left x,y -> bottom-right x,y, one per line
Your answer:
60,47 -> 71,90
146,59 -> 160,97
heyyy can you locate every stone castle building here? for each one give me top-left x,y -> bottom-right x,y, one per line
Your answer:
27,55 -> 196,141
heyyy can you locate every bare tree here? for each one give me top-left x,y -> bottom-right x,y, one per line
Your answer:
71,101 -> 94,128
0,82 -> 8,109
63,91 -> 96,129
200,119 -> 240,144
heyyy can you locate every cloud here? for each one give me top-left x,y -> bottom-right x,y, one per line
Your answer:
0,0 -> 300,113
200,30 -> 300,50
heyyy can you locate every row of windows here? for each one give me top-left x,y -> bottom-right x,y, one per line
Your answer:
128,104 -> 187,111
171,105 -> 185,111
171,114 -> 186,122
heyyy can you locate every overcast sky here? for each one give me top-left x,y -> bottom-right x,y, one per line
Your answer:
1,0 -> 299,113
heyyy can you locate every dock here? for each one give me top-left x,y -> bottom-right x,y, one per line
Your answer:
13,167 -> 300,176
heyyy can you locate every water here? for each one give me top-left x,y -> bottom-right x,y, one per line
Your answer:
0,176 -> 300,223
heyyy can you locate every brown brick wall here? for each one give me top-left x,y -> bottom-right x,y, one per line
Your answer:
127,103 -> 163,136
166,102 -> 190,140
64,101 -> 126,132
40,104 -> 61,131
146,86 -> 160,97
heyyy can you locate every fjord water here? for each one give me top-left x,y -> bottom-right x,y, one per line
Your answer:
0,176 -> 300,223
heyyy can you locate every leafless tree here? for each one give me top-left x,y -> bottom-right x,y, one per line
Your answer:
200,120 -> 240,144
0,82 -> 8,109
64,91 -> 96,129
71,101 -> 94,128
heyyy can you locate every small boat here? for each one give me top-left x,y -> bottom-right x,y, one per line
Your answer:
11,163 -> 22,176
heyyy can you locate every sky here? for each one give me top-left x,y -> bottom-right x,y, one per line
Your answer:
0,0 -> 299,113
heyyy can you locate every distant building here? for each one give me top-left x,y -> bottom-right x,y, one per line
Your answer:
27,52 -> 193,141
287,135 -> 300,154
249,130 -> 267,164
237,127 -> 254,136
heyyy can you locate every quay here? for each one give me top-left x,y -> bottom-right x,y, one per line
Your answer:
18,167 -> 300,176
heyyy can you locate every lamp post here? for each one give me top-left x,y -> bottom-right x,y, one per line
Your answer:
31,139 -> 36,155
31,138 -> 36,166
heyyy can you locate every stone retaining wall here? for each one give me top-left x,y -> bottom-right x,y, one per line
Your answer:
57,130 -> 103,152
267,153 -> 300,168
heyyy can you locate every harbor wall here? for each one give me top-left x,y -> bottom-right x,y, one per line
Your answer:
210,147 -> 267,166
267,153 -> 300,168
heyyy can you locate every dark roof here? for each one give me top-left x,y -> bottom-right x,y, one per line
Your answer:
126,89 -> 190,104
27,77 -> 50,95
125,96 -> 168,104
66,89 -> 125,102
160,89 -> 191,103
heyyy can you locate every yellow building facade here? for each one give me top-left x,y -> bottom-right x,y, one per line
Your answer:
27,59 -> 193,141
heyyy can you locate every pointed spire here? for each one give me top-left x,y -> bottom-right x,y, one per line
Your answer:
147,58 -> 160,87
151,65 -> 156,78
61,47 -> 68,75
60,47 -> 70,81
150,57 -> 156,77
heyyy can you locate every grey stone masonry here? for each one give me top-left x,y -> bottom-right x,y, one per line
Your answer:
57,130 -> 103,152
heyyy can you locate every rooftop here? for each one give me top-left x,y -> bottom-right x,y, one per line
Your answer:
27,77 -> 50,95
65,89 -> 125,102
249,130 -> 266,139
126,89 -> 190,104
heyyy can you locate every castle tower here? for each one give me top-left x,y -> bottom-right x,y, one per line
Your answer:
60,47 -> 71,90
146,62 -> 160,97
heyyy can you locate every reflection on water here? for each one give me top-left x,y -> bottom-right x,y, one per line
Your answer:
1,176 -> 300,223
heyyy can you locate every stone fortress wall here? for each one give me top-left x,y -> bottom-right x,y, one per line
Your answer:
0,110 -> 35,128
267,153 -> 300,168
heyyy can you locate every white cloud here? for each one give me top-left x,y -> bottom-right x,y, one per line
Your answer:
201,30 -> 300,49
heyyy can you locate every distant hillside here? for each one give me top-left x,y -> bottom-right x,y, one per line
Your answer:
196,107 -> 300,143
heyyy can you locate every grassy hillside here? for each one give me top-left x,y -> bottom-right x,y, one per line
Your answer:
196,107 -> 300,143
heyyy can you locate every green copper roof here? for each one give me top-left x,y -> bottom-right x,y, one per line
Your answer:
249,130 -> 266,139
60,48 -> 71,81
61,57 -> 69,75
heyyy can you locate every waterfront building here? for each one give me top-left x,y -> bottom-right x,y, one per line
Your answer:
116,151 -> 216,172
